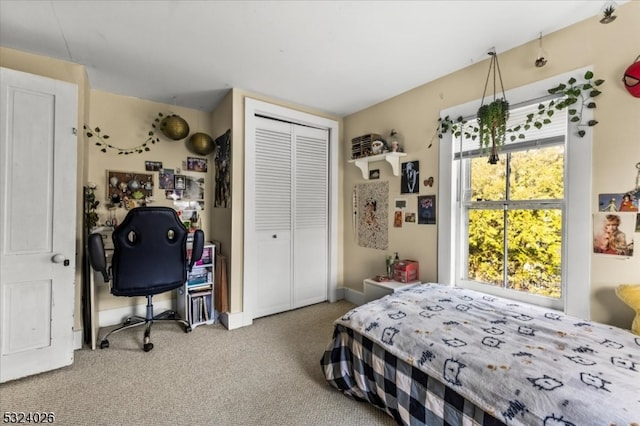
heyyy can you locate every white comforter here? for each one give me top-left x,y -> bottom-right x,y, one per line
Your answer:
336,283 -> 640,425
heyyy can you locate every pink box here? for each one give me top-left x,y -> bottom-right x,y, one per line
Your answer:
393,260 -> 419,283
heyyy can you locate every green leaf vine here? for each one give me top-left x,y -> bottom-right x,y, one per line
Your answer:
84,112 -> 166,155
429,70 -> 604,149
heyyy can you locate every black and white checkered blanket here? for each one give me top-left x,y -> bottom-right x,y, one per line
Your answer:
321,283 -> 640,425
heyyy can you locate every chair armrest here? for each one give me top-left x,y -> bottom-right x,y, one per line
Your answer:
188,229 -> 205,272
88,233 -> 109,282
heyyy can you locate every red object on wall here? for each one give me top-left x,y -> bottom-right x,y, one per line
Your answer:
623,55 -> 640,98
393,260 -> 419,283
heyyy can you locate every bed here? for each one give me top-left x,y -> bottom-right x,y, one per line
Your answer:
321,283 -> 639,425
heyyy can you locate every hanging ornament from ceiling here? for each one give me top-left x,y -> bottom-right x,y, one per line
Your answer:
534,32 -> 548,68
160,114 -> 190,140
187,132 -> 215,155
623,55 -> 640,98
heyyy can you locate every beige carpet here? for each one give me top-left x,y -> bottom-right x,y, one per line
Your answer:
1,300 -> 396,426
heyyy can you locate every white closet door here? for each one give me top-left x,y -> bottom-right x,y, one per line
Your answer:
253,117 -> 293,318
292,125 -> 328,308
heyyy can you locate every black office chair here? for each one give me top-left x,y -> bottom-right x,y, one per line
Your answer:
88,206 -> 204,352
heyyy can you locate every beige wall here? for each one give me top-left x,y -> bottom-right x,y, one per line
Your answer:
0,46 -> 90,331
87,89 -> 214,311
342,2 -> 640,328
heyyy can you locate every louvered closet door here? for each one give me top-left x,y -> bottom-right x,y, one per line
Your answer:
253,118 -> 293,318
292,125 -> 328,308
251,117 -> 329,318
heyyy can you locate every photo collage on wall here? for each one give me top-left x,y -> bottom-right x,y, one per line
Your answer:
394,161 -> 436,227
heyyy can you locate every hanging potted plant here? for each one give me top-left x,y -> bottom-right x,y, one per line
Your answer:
477,50 -> 509,164
477,98 -> 509,163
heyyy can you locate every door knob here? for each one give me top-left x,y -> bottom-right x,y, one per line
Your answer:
51,254 -> 67,263
272,234 -> 277,238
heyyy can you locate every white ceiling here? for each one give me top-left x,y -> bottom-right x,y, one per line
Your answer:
0,0 -> 622,116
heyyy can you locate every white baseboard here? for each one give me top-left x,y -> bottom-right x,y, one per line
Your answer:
220,311 -> 246,330
330,286 -> 345,302
343,287 -> 365,306
73,329 -> 83,350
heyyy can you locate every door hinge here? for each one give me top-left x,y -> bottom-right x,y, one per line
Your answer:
72,127 -> 77,135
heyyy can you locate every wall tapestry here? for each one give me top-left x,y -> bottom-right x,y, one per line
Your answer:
356,181 -> 388,250
214,129 -> 231,208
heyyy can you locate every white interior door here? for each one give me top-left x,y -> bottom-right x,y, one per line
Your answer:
0,67 -> 77,383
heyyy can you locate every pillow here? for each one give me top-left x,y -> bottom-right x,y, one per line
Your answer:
615,284 -> 640,335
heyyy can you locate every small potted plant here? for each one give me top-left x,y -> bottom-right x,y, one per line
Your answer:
477,98 -> 509,163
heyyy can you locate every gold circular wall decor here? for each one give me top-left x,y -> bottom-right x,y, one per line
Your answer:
160,114 -> 190,140
187,132 -> 215,155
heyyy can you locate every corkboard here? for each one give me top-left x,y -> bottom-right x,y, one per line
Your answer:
106,170 -> 153,204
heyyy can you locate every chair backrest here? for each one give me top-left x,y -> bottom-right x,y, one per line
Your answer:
111,207 -> 189,297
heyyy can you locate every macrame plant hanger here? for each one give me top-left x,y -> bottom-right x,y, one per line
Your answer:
478,49 -> 509,164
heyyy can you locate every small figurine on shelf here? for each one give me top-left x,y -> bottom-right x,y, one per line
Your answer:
389,129 -> 403,152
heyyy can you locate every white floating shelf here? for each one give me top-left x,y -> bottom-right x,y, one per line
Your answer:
348,152 -> 407,180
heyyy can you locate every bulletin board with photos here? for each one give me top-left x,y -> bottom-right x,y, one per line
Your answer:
106,170 -> 153,205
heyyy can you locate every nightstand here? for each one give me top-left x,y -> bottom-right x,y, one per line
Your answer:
363,278 -> 421,304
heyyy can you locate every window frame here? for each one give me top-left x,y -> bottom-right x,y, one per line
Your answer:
438,67 -> 593,319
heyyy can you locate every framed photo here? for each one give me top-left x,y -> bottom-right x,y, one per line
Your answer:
369,169 -> 380,180
174,174 -> 186,190
145,161 -> 162,171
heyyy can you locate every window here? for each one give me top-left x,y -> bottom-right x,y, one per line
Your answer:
456,101 -> 565,308
438,69 -> 593,318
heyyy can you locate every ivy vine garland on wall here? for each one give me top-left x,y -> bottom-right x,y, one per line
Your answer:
430,70 -> 605,151
84,112 -> 169,155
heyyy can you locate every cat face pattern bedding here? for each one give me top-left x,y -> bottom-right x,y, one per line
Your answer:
327,283 -> 639,425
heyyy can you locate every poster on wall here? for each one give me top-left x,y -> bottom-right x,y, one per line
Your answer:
592,212 -> 635,257
356,181 -> 388,250
401,160 -> 419,194
418,195 -> 436,224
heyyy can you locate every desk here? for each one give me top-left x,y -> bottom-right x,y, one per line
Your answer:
363,277 -> 421,304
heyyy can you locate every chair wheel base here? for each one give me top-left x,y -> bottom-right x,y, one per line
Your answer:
100,339 -> 110,349
143,342 -> 154,352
